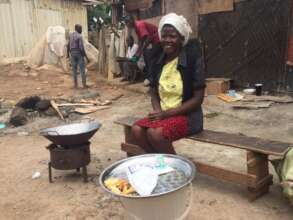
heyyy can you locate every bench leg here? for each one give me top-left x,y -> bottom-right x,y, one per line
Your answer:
247,151 -> 273,201
124,126 -> 138,157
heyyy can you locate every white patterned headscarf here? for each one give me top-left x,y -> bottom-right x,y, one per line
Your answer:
158,13 -> 193,46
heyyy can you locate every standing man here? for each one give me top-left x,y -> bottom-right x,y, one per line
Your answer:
124,15 -> 161,86
67,24 -> 89,89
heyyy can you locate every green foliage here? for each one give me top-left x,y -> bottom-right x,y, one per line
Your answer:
88,4 -> 112,25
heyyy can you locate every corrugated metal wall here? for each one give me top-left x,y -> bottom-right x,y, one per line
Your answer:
0,0 -> 88,59
199,0 -> 291,91
135,0 -> 198,37
164,0 -> 198,37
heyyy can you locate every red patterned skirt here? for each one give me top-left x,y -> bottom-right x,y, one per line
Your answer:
135,116 -> 188,141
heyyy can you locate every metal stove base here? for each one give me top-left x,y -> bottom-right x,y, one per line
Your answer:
48,162 -> 88,183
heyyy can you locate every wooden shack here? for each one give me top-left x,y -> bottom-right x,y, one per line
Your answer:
114,0 -> 292,92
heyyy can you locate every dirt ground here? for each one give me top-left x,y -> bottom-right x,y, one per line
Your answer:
0,63 -> 293,220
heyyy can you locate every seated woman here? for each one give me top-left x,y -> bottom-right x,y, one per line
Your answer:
118,36 -> 145,82
131,13 -> 205,154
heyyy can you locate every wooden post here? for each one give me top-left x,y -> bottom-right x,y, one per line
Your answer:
247,151 -> 273,201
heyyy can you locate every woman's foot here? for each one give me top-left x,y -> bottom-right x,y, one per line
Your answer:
143,79 -> 150,86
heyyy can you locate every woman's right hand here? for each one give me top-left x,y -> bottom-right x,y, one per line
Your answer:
148,110 -> 169,121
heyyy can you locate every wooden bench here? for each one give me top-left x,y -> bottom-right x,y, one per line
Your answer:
115,116 -> 292,201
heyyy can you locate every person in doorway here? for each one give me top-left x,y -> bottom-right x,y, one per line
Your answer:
124,36 -> 145,81
130,13 -> 205,154
118,36 -> 145,82
124,15 -> 161,86
126,35 -> 139,59
67,24 -> 89,89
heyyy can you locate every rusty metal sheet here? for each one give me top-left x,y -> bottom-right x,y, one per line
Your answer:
199,0 -> 291,92
197,0 -> 234,15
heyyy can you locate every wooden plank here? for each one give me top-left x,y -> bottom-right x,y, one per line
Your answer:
121,142 -> 145,155
246,151 -> 272,201
57,103 -> 95,107
247,151 -> 269,181
50,100 -> 64,120
74,106 -> 110,114
254,175 -> 273,190
114,116 -> 140,127
189,130 -> 291,156
193,161 -> 257,188
115,116 -> 291,156
248,185 -> 270,202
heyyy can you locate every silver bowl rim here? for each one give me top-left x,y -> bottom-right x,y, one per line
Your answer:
99,154 -> 196,199
40,121 -> 102,136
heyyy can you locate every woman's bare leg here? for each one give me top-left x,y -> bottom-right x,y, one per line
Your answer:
147,128 -> 176,154
131,125 -> 155,153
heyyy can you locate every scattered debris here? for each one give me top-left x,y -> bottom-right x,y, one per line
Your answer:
1,100 -> 15,109
6,94 -> 114,127
43,107 -> 58,117
205,112 -> 219,118
232,102 -> 273,109
216,93 -> 293,110
243,95 -> 293,103
80,99 -> 112,106
111,93 -> 124,101
10,96 -> 55,126
29,71 -> 38,77
35,100 -> 51,111
16,96 -> 41,109
58,103 -> 95,107
17,131 -> 29,136
24,64 -> 31,72
230,95 -> 293,110
10,107 -> 28,126
0,109 -> 9,115
243,88 -> 255,95
100,100 -> 112,106
217,93 -> 243,102
74,106 -> 111,114
75,91 -> 100,100
0,123 -> 6,129
50,100 -> 64,120
32,171 -> 41,179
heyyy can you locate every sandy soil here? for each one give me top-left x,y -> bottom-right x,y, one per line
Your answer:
0,63 -> 293,220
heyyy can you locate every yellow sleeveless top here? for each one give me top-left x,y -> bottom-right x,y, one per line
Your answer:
159,58 -> 183,111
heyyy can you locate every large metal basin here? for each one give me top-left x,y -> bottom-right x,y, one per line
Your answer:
100,154 -> 196,219
100,154 -> 196,198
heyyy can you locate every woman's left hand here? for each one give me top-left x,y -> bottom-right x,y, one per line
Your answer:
148,110 -> 169,121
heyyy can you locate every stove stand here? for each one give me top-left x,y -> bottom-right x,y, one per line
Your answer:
47,142 -> 91,183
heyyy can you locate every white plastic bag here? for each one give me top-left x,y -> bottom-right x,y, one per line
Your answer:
127,165 -> 158,196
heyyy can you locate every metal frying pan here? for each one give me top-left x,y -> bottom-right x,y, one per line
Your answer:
40,121 -> 101,146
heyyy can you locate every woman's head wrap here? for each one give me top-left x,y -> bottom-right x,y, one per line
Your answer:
158,13 -> 192,46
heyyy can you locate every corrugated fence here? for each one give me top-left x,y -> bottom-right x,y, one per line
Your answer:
0,0 -> 88,59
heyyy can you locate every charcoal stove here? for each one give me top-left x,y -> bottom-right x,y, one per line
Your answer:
40,121 -> 101,183
47,142 -> 91,183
